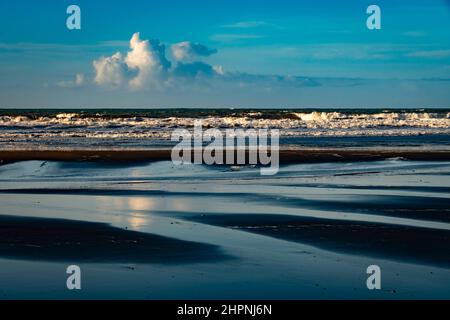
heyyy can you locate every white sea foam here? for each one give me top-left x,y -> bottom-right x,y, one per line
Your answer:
1,111 -> 450,130
1,111 -> 449,147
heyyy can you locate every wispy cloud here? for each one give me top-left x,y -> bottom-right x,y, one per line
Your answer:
218,43 -> 407,61
0,41 -> 133,59
407,49 -> 450,58
56,73 -> 85,88
402,31 -> 427,37
222,21 -> 269,29
210,34 -> 264,42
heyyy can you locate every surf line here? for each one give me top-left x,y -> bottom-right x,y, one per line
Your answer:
171,119 -> 280,175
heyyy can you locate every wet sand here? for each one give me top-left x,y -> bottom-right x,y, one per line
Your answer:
184,213 -> 450,268
0,159 -> 449,298
0,215 -> 229,264
1,188 -> 450,223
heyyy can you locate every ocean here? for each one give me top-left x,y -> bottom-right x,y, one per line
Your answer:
1,108 -> 450,150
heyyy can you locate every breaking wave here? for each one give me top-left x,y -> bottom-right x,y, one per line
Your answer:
1,109 -> 450,149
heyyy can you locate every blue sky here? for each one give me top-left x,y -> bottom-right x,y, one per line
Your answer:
0,0 -> 449,108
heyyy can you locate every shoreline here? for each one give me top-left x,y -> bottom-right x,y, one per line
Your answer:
2,148 -> 450,165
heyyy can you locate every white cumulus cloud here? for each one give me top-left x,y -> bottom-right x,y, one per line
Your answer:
93,32 -> 171,89
126,32 -> 171,89
171,41 -> 217,62
93,52 -> 125,88
88,33 -> 228,90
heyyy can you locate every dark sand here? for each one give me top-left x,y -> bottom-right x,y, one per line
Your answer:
0,215 -> 230,264
2,148 -> 450,165
184,213 -> 450,268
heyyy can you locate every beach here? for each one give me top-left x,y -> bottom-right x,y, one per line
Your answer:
0,156 -> 449,299
0,108 -> 449,299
